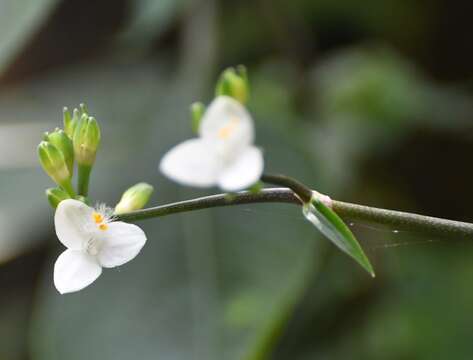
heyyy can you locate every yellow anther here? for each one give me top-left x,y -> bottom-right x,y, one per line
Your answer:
92,212 -> 104,224
217,117 -> 239,139
99,223 -> 108,231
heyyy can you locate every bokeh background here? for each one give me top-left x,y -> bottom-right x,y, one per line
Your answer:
2,0 -> 473,359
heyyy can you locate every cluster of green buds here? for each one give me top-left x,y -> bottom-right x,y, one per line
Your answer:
38,104 -> 154,213
38,104 -> 100,206
38,104 -> 100,207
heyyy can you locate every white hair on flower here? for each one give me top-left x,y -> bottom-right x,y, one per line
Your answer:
159,96 -> 264,191
53,199 -> 146,294
93,202 -> 116,223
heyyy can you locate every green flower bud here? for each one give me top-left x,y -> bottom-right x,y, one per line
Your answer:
73,115 -> 101,166
79,103 -> 88,115
215,66 -> 249,104
46,187 -> 70,209
114,182 -> 154,214
73,114 -> 100,196
64,108 -> 81,139
190,102 -> 205,134
63,107 -> 71,132
38,141 -> 75,196
44,129 -> 74,176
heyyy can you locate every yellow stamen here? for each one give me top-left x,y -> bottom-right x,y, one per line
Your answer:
99,223 -> 108,231
218,117 -> 240,139
92,212 -> 104,224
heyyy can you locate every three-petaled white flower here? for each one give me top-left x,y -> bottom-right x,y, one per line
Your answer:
54,199 -> 146,294
160,96 -> 264,191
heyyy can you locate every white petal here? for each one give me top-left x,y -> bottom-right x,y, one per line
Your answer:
218,146 -> 264,191
54,249 -> 102,294
160,138 -> 222,187
199,96 -> 254,148
97,222 -> 146,268
55,199 -> 94,250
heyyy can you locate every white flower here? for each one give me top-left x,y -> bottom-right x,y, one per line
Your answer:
53,199 -> 146,294
160,96 -> 264,191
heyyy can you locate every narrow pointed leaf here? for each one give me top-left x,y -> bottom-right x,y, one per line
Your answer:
303,198 -> 375,276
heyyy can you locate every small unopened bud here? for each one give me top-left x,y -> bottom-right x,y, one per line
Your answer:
73,115 -> 101,166
190,102 -> 205,134
46,187 -> 70,209
114,182 -> 154,214
38,141 -> 75,196
63,107 -> 72,133
215,66 -> 249,104
79,103 -> 88,115
44,129 -> 74,175
64,108 -> 81,139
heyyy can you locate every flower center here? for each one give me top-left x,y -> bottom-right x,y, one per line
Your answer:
99,223 -> 108,231
218,117 -> 239,140
92,211 -> 109,231
93,212 -> 104,224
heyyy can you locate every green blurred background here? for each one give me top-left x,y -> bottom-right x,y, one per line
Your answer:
1,0 -> 473,359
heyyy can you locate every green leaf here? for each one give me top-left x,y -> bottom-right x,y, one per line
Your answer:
303,197 -> 375,276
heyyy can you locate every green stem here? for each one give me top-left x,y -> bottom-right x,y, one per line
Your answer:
60,179 -> 76,198
115,173 -> 473,239
261,173 -> 312,202
77,164 -> 92,196
116,188 -> 299,222
332,201 -> 473,238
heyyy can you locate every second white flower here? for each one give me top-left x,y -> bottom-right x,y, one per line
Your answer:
160,96 -> 264,191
